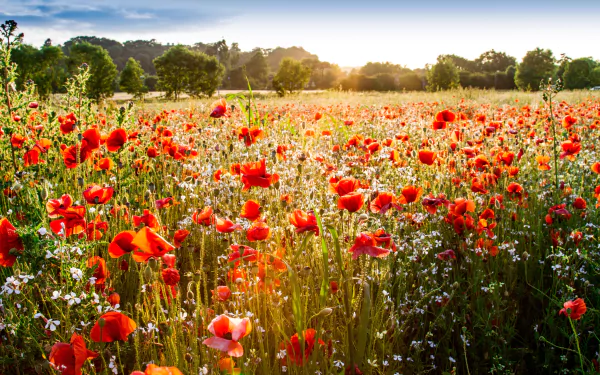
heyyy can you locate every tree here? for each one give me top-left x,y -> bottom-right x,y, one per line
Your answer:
563,58 -> 596,90
590,67 -> 600,86
475,50 -> 517,73
272,58 -> 311,96
437,54 -> 477,72
153,45 -> 225,99
426,57 -> 460,91
119,57 -> 147,99
11,43 -> 65,97
515,48 -> 556,91
359,62 -> 403,76
153,45 -> 192,99
244,50 -> 269,88
68,42 -> 118,100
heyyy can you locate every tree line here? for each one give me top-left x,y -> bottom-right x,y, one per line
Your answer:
7,20 -> 600,99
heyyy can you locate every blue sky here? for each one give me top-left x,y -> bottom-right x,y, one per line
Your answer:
3,0 -> 600,68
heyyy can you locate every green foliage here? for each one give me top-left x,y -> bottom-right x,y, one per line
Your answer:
144,75 -> 159,91
153,45 -> 225,99
302,58 -> 345,89
272,57 -> 311,96
119,57 -> 147,99
427,57 -> 460,91
475,49 -> 517,73
266,46 -> 318,72
515,48 -> 556,91
68,42 -> 118,100
229,50 -> 270,89
590,67 -> 600,86
11,43 -> 66,97
564,57 -> 597,89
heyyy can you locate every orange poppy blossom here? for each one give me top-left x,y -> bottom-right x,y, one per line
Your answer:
210,98 -> 228,118
108,230 -> 138,258
81,127 -> 101,152
130,226 -> 175,262
240,200 -> 261,221
90,311 -> 137,342
133,209 -> 161,231
94,157 -> 114,171
370,192 -> 401,214
237,126 -> 264,146
559,298 -> 586,320
337,191 -> 364,212
192,206 -> 214,225
216,217 -> 243,233
348,232 -> 392,260
329,176 -> 360,196
86,256 -> 109,287
106,128 -> 128,152
536,155 -> 551,171
202,314 -> 252,357
213,285 -> 232,301
173,229 -> 190,247
246,221 -> 271,241
398,185 -> 423,204
0,218 -> 24,267
82,184 -> 114,205
591,162 -> 600,174
46,194 -> 73,218
559,140 -> 581,161
84,215 -> 109,241
131,364 -> 183,375
240,159 -> 279,191
227,244 -> 260,265
289,209 -> 319,235
58,112 -> 77,134
49,205 -> 87,238
155,196 -> 174,210
562,115 -> 577,129
418,150 -> 437,165
49,333 -> 98,375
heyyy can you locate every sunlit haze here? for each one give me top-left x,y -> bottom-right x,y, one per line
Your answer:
3,0 -> 600,68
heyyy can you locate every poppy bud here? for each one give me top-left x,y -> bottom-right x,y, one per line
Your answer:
98,317 -> 106,328
317,307 -> 333,317
144,265 -> 154,282
452,282 -> 460,289
28,102 -> 38,109
185,353 -> 193,363
148,258 -> 158,271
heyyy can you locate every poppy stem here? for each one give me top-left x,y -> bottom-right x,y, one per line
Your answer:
569,317 -> 585,373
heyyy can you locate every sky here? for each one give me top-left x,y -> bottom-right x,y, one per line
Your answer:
2,0 -> 600,68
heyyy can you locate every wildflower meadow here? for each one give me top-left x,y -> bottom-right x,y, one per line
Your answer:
1,22 -> 600,375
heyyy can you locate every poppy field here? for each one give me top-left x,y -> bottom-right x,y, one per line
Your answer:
2,56 -> 600,374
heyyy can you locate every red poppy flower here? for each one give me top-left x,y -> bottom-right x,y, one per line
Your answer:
281,328 -> 324,366
162,267 -> 180,286
573,197 -> 587,210
58,113 -> 77,134
133,209 -> 160,231
329,177 -> 360,196
46,194 -> 73,218
435,109 -> 456,122
90,311 -> 137,342
398,185 -> 423,204
61,144 -> 89,169
421,193 -> 449,215
562,115 -> 577,129
213,285 -> 232,301
162,253 -> 176,268
228,244 -> 259,265
106,128 -> 127,152
81,128 -> 101,152
536,155 -> 551,171
202,314 -> 252,357
559,298 -> 587,320
24,148 -> 42,167
94,157 -> 114,171
246,221 -> 271,241
84,216 -> 108,241
437,249 -> 456,261
173,229 -> 190,247
108,230 -> 138,258
210,98 -> 228,118
131,227 -> 175,262
240,200 -> 261,221
418,150 -> 437,165
370,192 -> 400,214
240,159 -> 279,191
87,256 -> 109,286
49,333 -> 98,375
192,207 -> 214,226
237,126 -> 264,146
50,206 -> 87,238
155,197 -> 174,210
348,232 -> 391,260
215,217 -> 242,233
132,364 -> 183,375
337,191 -> 364,212
592,162 -> 600,174
10,133 -> 26,148
107,292 -> 120,307
289,209 -> 319,235
560,140 -> 581,161
0,218 -> 23,267
83,185 -> 114,205
506,182 -> 524,200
